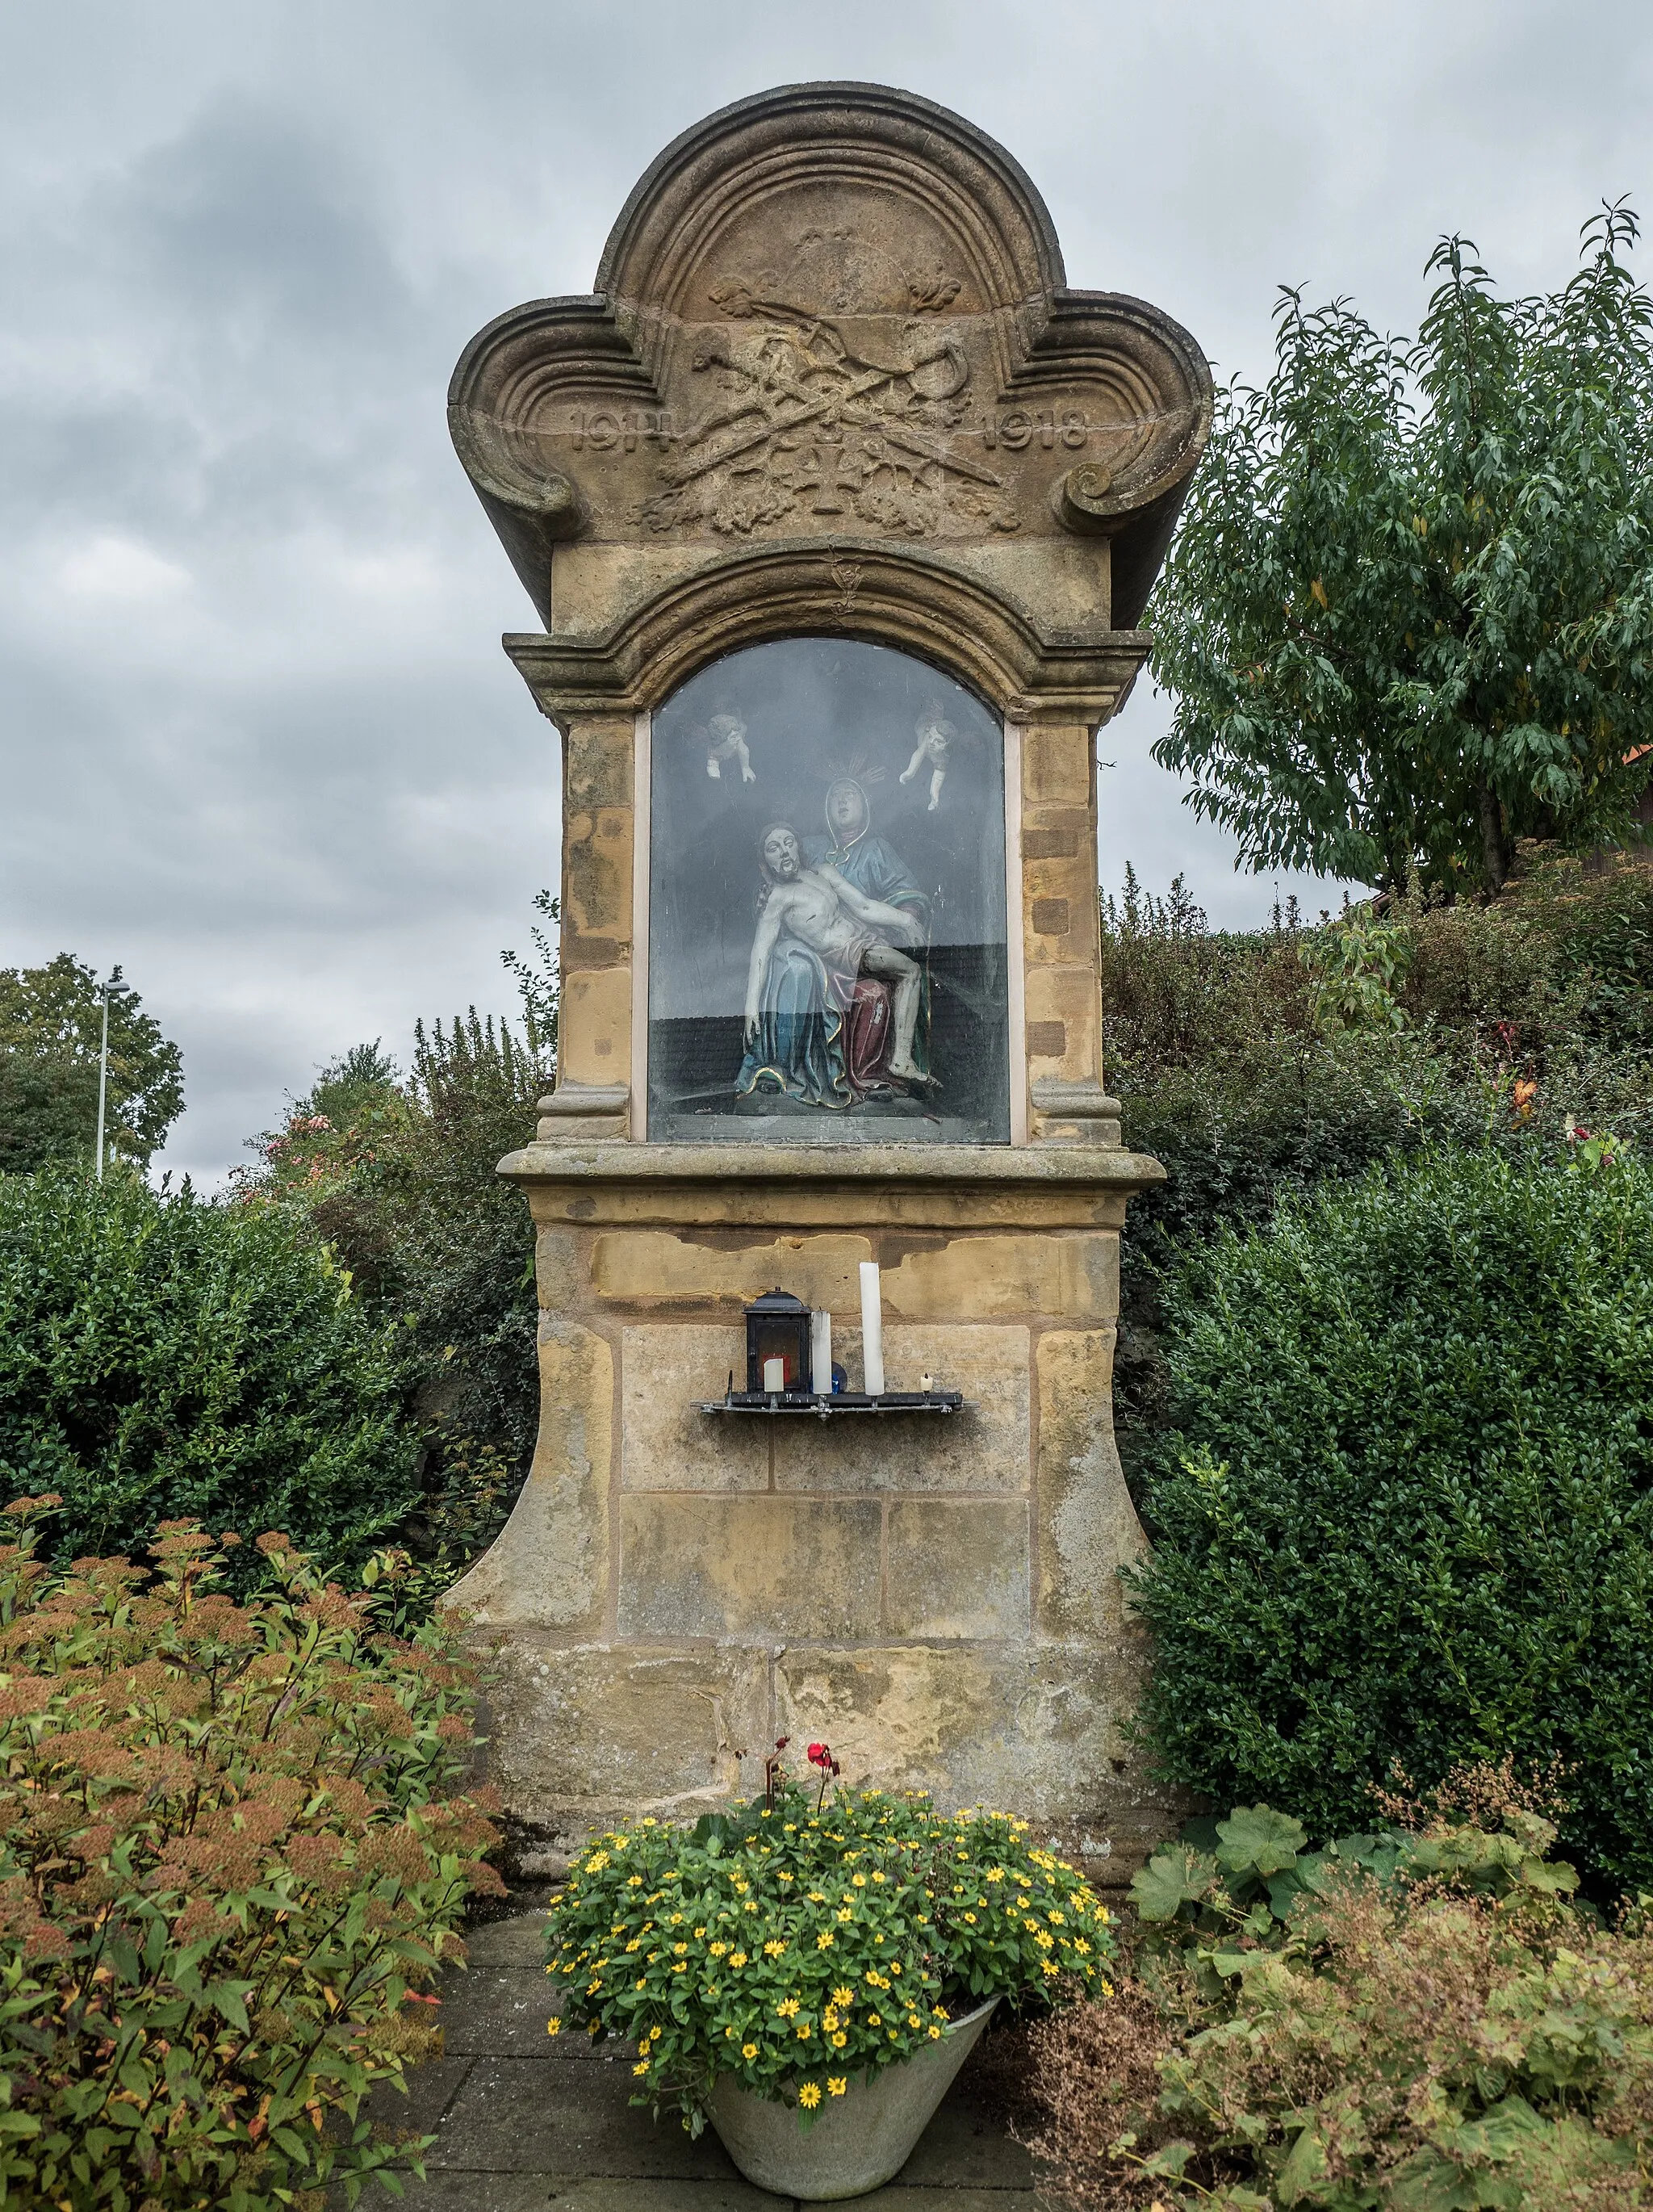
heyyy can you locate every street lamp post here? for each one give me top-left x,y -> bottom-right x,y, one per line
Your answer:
94,981 -> 110,1182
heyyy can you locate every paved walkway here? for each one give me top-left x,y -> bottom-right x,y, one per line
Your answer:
363,1902 -> 1042,2210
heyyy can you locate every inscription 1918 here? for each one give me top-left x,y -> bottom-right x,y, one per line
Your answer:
982,410 -> 1090,450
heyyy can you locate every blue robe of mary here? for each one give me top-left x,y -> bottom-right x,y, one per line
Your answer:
734,827 -> 931,1110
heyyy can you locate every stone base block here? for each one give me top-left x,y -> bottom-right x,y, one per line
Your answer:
475,1629 -> 1186,1886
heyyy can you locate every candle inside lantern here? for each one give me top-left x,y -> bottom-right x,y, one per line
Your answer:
810,1309 -> 832,1395
859,1260 -> 885,1396
762,1355 -> 786,1393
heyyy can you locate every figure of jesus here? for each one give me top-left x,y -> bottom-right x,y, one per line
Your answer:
898,709 -> 951,811
744,823 -> 927,1083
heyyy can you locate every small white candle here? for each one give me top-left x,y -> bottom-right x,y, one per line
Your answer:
810,1309 -> 832,1395
763,1355 -> 785,1393
859,1260 -> 885,1396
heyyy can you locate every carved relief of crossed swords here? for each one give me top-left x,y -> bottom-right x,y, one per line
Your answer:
661,326 -> 1005,496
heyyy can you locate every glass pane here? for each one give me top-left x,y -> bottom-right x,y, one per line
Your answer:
647,639 -> 1010,1145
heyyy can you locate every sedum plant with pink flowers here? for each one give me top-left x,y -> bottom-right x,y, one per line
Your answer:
544,1747 -> 1115,2133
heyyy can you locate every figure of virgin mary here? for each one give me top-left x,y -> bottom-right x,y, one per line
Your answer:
806,770 -> 932,1088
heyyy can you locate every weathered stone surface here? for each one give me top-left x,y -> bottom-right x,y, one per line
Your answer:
772,1644 -> 1143,1820
881,1233 -> 1117,1321
437,1969 -> 557,2058
1020,723 -> 1094,807
772,1326 -> 1029,1492
564,717 -> 635,811
1023,963 -> 1102,1084
480,1640 -> 768,1820
461,1911 -> 552,1971
445,1322 -> 610,1632
592,1231 -> 873,1311
896,2085 -> 1036,2189
854,2193 -> 1038,2210
426,2054 -> 734,2176
520,1149 -> 1149,1231
618,1496 -> 883,1641
563,805 -> 633,950
492,2183 -> 782,2212
885,1500 -> 1030,1640
559,969 -> 632,1087
621,1326 -> 768,1489
1035,1328 -> 1145,1641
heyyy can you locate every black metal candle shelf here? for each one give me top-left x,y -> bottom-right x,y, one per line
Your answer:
697,1387 -> 967,1422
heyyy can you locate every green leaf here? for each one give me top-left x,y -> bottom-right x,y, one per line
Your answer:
1275,2116 -> 1328,2206
1450,2094 -> 1547,2164
1216,1805 -> 1307,1879
1130,1846 -> 1220,1921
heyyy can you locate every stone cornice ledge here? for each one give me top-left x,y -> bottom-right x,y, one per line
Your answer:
499,1142 -> 1164,1188
502,538 -> 1151,726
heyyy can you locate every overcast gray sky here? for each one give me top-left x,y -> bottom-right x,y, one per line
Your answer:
3,1 -> 1649,1182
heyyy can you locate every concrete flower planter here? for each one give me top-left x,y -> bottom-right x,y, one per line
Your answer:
704,1995 -> 999,2201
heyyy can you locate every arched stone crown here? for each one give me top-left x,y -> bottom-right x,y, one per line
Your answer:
450,81 -> 1212,701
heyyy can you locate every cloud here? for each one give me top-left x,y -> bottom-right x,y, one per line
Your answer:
0,0 -> 1648,1180
57,534 -> 193,601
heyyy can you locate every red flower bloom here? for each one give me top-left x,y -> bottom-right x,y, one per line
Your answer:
807,1742 -> 832,1769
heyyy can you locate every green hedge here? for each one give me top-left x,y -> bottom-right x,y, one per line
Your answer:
1125,1143 -> 1653,1895
0,1167 -> 420,1575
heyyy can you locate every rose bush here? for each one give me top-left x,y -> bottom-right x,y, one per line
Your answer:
542,1760 -> 1114,2133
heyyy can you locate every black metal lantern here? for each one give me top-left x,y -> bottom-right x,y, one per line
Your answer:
744,1288 -> 811,1394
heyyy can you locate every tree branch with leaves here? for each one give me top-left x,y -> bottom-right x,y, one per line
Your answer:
1151,201 -> 1653,895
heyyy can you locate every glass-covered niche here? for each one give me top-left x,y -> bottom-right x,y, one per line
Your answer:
647,639 -> 1011,1145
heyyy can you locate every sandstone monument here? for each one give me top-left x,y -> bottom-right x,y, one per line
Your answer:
446,83 -> 1211,1872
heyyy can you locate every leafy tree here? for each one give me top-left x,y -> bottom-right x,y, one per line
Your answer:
1151,203 -> 1653,894
0,953 -> 183,1172
500,888 -> 560,1053
242,900 -> 562,1584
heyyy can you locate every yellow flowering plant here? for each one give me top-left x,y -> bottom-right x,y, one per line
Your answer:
543,1766 -> 1115,2133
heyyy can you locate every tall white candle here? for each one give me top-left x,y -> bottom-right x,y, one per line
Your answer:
859,1260 -> 885,1396
810,1309 -> 832,1395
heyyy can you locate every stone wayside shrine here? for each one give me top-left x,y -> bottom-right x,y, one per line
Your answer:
446,84 -> 1211,1874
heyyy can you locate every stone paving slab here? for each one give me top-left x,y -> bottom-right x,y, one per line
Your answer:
462,1905 -> 552,1970
440,1968 -> 570,2058
429,2054 -> 738,2179
349,1908 -> 1042,2210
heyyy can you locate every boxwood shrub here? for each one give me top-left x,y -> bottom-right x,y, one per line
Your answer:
0,1167 -> 420,1577
1126,1142 -> 1653,1894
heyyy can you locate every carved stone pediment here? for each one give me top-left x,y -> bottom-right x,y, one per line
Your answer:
450,83 -> 1212,651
